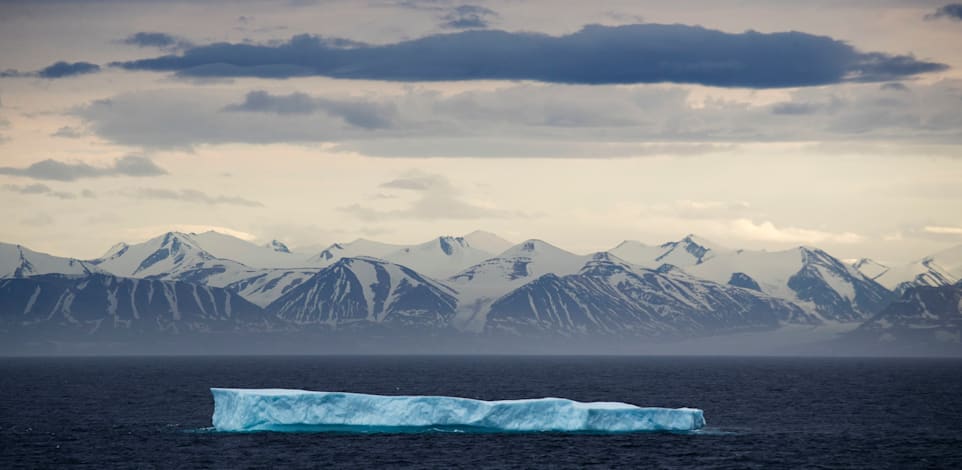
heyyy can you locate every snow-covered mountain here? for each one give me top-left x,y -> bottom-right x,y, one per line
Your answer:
485,252 -> 816,338
448,239 -> 587,331
609,234 -> 724,268
305,239 -> 405,267
382,236 -> 492,279
0,242 -> 103,278
0,273 -> 266,337
186,231 -> 306,268
852,258 -> 889,282
686,246 -> 892,322
866,245 -> 962,292
848,282 -> 961,350
266,257 -> 458,329
90,231 -> 254,287
226,269 -> 319,308
462,230 -> 514,255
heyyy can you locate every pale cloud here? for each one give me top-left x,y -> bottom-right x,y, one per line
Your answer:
340,171 -> 518,221
725,219 -> 864,245
924,225 -> 962,235
119,188 -> 264,207
640,200 -> 754,220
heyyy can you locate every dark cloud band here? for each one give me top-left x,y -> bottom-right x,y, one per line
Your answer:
0,156 -> 167,181
1,61 -> 100,79
926,4 -> 962,21
111,24 -> 946,88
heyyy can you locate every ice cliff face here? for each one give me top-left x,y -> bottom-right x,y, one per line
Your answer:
211,388 -> 706,433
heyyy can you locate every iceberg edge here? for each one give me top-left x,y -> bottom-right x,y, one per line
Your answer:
211,388 -> 706,433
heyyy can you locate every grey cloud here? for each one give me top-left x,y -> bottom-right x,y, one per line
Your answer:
880,82 -> 909,92
379,174 -> 447,190
121,188 -> 263,207
111,24 -> 946,88
926,4 -> 962,21
223,90 -> 396,129
602,11 -> 645,24
38,61 -> 100,79
2,183 -> 77,199
440,5 -> 499,29
75,80 -> 962,155
771,102 -> 820,115
1,61 -> 100,79
0,155 -> 167,181
770,96 -> 844,116
122,32 -> 193,51
51,126 -> 85,138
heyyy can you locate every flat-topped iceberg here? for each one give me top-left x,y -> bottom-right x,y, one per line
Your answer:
211,388 -> 705,433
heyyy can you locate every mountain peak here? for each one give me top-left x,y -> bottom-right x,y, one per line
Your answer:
100,242 -> 129,259
267,240 -> 291,253
462,230 -> 513,254
677,233 -> 720,249
614,240 -> 650,250
437,236 -> 468,255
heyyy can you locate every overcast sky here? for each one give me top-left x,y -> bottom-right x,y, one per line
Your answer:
1,0 -> 961,264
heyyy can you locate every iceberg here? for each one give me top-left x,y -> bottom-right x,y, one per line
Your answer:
211,388 -> 706,433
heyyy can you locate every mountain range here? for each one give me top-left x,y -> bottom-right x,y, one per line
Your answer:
1,230 -> 960,354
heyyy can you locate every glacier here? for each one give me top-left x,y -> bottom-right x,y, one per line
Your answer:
210,388 -> 705,433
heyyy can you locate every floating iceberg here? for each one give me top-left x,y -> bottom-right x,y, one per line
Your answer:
211,388 -> 705,433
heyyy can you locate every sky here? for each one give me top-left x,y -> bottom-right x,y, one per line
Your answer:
0,0 -> 961,264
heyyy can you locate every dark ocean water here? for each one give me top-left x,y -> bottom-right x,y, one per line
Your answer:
1,356 -> 961,469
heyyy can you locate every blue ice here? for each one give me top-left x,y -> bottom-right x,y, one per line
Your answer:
211,388 -> 706,433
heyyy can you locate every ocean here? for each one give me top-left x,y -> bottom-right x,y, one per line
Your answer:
1,356 -> 960,469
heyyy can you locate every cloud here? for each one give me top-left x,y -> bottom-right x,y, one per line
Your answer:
641,200 -> 754,220
379,173 -> 447,190
880,82 -> 909,92
725,218 -> 864,244
120,188 -> 264,207
75,80 -> 962,154
1,61 -> 101,79
770,95 -> 843,115
111,24 -> 945,87
923,225 -> 962,235
51,126 -> 85,138
926,4 -> 962,21
0,155 -> 167,181
122,32 -> 193,51
340,171 -> 517,221
2,183 -> 77,199
37,61 -> 100,79
440,5 -> 498,29
223,90 -> 396,129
